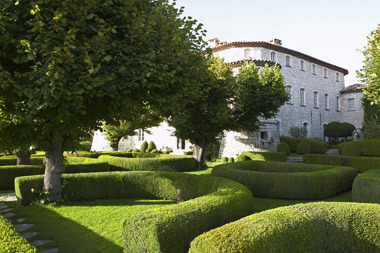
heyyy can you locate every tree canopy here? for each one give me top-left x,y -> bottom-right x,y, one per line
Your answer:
0,0 -> 206,201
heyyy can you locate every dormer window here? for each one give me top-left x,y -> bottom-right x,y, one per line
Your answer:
271,52 -> 276,61
300,60 -> 304,71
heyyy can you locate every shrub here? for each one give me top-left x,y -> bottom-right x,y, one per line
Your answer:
352,169 -> 380,203
276,142 -> 290,155
98,155 -> 198,172
221,157 -> 228,163
0,215 -> 38,252
140,141 -> 148,153
235,155 -> 251,162
184,151 -> 193,156
228,157 -> 234,163
280,137 -> 327,154
239,151 -> 287,162
324,121 -> 343,139
211,161 -> 357,199
296,141 -> 310,154
146,148 -> 152,153
127,148 -> 133,152
342,122 -> 355,137
133,149 -> 140,152
148,141 -> 157,151
15,171 -> 254,253
341,142 -> 360,157
338,142 -> 346,154
0,156 -> 44,166
151,149 -> 159,153
189,202 -> 380,253
288,126 -> 306,138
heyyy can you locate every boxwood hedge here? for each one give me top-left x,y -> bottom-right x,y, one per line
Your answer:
304,154 -> 380,173
352,169 -> 380,203
98,155 -> 198,172
15,171 -> 254,253
0,214 -> 37,253
211,161 -> 357,199
338,140 -> 380,156
279,137 -> 327,154
0,156 -> 44,166
189,202 -> 380,253
0,157 -> 110,190
65,151 -> 134,158
238,151 -> 287,162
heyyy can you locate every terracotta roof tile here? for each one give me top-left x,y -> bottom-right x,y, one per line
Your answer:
340,84 -> 366,94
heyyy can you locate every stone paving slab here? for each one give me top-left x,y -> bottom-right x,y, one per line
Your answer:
14,223 -> 34,233
41,248 -> 59,253
2,212 -> 15,218
31,240 -> 52,247
0,203 -> 8,209
0,208 -> 12,213
21,232 -> 39,240
17,217 -> 26,223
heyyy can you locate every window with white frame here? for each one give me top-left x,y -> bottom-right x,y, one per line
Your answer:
324,68 -> 327,78
286,56 -> 291,67
313,91 -> 318,108
312,64 -> 316,75
285,85 -> 292,103
300,60 -> 304,71
336,96 -> 340,111
138,128 -> 144,141
336,72 -> 340,82
300,88 -> 306,106
348,98 -> 355,111
244,49 -> 252,58
271,52 -> 276,61
324,94 -> 329,109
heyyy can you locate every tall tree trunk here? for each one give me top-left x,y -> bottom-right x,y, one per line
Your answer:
193,139 -> 208,169
42,137 -> 65,202
111,141 -> 119,151
16,151 -> 30,165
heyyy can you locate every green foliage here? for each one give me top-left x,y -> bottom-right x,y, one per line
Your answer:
288,126 -> 307,138
276,142 -> 290,155
358,25 -> 380,106
341,142 -> 360,157
15,171 -> 254,253
342,122 -> 356,137
140,141 -> 148,153
324,121 -> 344,138
133,149 -> 140,153
189,202 -> 380,253
228,157 -> 234,163
0,156 -> 43,166
235,155 -> 251,162
304,154 -> 380,173
148,141 -> 157,151
98,155 -> 198,172
151,149 -> 159,154
352,169 -> 380,203
205,141 -> 220,160
363,117 -> 380,139
127,149 -> 133,153
211,161 -> 357,199
184,151 -> 194,155
338,140 -> 380,156
280,137 -> 327,154
297,141 -> 311,154
239,151 -> 287,162
65,151 -> 133,158
221,157 -> 228,163
0,214 -> 38,252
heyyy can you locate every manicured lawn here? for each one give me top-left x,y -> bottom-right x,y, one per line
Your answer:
6,199 -> 175,252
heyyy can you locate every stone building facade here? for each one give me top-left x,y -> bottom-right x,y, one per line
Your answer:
340,84 -> 366,134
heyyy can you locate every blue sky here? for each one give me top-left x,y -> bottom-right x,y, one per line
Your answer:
175,0 -> 380,86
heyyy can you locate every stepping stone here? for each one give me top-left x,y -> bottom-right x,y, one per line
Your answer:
31,240 -> 51,247
4,196 -> 17,201
0,208 -> 12,213
14,224 -> 34,233
21,232 -> 39,240
0,203 -> 7,209
3,212 -> 15,218
17,217 -> 26,223
41,248 -> 59,253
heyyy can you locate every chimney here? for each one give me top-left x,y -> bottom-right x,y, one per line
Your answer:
268,38 -> 282,46
208,38 -> 220,48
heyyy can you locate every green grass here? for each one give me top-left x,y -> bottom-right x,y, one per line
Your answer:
6,198 -> 175,252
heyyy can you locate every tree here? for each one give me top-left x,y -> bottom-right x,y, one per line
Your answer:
0,0 -> 206,201
357,24 -> 380,105
169,56 -> 288,168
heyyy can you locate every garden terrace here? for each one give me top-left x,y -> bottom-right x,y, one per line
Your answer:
211,161 -> 357,199
352,169 -> 380,203
189,202 -> 380,253
14,171 -> 254,252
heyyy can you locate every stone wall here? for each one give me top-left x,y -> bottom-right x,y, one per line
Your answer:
341,91 -> 365,133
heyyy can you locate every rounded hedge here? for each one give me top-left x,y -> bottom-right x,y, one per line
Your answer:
148,141 -> 157,151
280,137 -> 327,154
296,141 -> 310,154
352,169 -> 380,203
140,141 -> 148,153
189,202 -> 380,253
221,157 -> 228,163
341,142 -> 360,157
238,151 -> 287,162
228,157 -> 234,163
276,142 -> 290,155
235,155 -> 251,162
15,171 -> 254,253
211,161 -> 357,199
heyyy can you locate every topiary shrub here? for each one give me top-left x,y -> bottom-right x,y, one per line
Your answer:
228,157 -> 234,163
127,148 -> 133,153
211,160 -> 357,199
324,121 -> 343,139
189,202 -> 380,253
352,169 -> 380,203
342,122 -> 355,138
133,148 -> 140,152
341,142 -> 360,157
221,157 -> 228,163
280,137 -> 327,154
338,142 -> 346,154
148,141 -> 157,151
235,155 -> 251,162
146,148 -> 152,153
140,141 -> 148,153
296,141 -> 310,154
276,142 -> 290,155
15,171 -> 254,253
239,151 -> 287,162
151,149 -> 159,153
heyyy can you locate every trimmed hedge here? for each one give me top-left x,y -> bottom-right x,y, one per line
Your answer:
239,151 -> 287,162
98,155 -> 198,172
341,142 -> 360,157
338,140 -> 380,156
352,169 -> 380,203
296,141 -> 310,154
189,202 -> 380,253
66,151 -> 133,158
304,154 -> 380,173
15,171 -> 254,253
211,161 -> 357,199
0,214 -> 38,253
0,158 -> 110,190
276,142 -> 290,155
280,137 -> 327,154
0,156 -> 44,166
